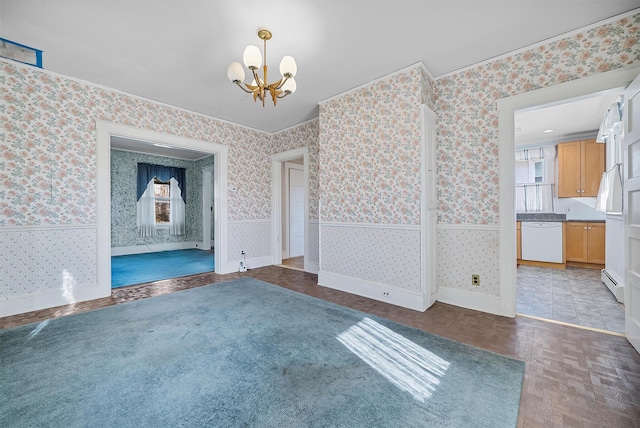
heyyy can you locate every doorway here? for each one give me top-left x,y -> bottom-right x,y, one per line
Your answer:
96,121 -> 230,297
497,65 -> 640,322
271,147 -> 309,272
285,161 -> 305,267
513,91 -> 625,333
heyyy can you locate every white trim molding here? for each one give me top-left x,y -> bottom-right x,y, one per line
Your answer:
111,241 -> 202,256
436,223 -> 500,231
319,221 -> 421,231
1,284 -> 101,318
437,286 -> 504,315
96,120 -> 232,284
437,9 -> 640,80
271,147 -> 310,270
318,270 -> 428,312
319,62 -> 432,105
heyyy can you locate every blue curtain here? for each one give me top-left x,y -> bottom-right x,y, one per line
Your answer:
136,163 -> 187,203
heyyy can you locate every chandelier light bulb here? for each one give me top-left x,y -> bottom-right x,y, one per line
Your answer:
281,78 -> 296,94
227,62 -> 245,83
279,56 -> 297,78
243,45 -> 262,70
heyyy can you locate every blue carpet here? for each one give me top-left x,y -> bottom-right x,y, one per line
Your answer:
111,249 -> 214,288
1,278 -> 524,427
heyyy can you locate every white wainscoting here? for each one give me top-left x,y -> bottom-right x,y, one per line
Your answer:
436,224 -> 504,315
318,222 -> 426,311
228,220 -> 272,271
305,220 -> 320,274
111,241 -> 201,256
0,225 -> 108,317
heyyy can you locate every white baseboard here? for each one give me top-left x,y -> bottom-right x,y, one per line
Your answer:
234,255 -> 272,272
305,261 -> 319,275
0,283 -> 110,318
318,270 -> 427,312
437,286 -> 508,317
111,241 -> 200,256
602,269 -> 624,303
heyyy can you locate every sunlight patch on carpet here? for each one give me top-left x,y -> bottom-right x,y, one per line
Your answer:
27,320 -> 50,342
337,317 -> 450,402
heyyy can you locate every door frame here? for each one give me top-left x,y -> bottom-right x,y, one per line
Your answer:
284,161 -> 305,259
497,64 -> 640,317
96,121 -> 231,297
271,147 -> 309,270
623,71 -> 640,353
202,164 -> 215,252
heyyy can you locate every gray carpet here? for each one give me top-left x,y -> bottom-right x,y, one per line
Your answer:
1,278 -> 524,427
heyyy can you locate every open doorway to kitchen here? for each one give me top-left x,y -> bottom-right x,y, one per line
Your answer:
513,90 -> 625,334
497,66 -> 640,332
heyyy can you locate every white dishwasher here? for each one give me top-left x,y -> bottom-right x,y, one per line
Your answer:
521,222 -> 563,263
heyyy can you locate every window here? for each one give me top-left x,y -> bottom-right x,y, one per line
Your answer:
516,159 -> 547,184
515,152 -> 555,213
154,179 -> 170,224
136,163 -> 186,237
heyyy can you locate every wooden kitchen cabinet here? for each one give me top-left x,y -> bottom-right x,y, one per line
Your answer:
557,139 -> 605,197
516,222 -> 521,260
565,222 -> 605,266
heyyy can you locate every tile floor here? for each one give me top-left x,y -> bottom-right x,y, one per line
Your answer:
517,265 -> 626,333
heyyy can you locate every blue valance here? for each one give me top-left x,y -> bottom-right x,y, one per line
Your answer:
136,163 -> 187,203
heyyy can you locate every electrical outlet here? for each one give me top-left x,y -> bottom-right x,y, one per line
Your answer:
472,274 -> 480,286
382,291 -> 390,297
241,250 -> 245,255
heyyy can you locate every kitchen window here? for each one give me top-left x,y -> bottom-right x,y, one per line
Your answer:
515,146 -> 555,213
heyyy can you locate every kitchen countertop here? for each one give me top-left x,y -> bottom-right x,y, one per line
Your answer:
516,213 -> 605,223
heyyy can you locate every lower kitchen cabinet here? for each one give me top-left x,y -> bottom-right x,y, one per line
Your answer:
565,222 -> 605,265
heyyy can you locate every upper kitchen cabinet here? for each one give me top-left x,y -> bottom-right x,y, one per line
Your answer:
557,139 -> 605,197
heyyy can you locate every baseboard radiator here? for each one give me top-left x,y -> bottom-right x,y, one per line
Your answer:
601,269 -> 624,304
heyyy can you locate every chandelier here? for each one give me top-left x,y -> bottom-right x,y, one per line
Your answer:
227,29 -> 297,107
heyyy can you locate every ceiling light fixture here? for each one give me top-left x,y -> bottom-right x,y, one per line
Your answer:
542,129 -> 555,133
227,28 -> 297,107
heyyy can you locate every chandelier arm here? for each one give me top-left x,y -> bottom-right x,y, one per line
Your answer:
277,91 -> 291,99
234,81 -> 254,94
251,68 -> 263,87
275,76 -> 288,90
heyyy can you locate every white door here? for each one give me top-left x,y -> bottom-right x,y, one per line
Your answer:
624,72 -> 640,353
289,168 -> 305,258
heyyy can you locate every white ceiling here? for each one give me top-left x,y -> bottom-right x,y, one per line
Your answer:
514,89 -> 622,148
1,1 -> 638,133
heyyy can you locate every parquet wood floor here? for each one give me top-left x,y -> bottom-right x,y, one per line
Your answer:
2,266 -> 639,427
280,256 -> 305,270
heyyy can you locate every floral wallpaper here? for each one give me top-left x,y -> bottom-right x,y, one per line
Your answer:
435,14 -> 640,224
272,119 -> 320,221
0,68 -> 96,226
319,66 -> 425,225
0,59 -> 271,227
110,149 -> 213,247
